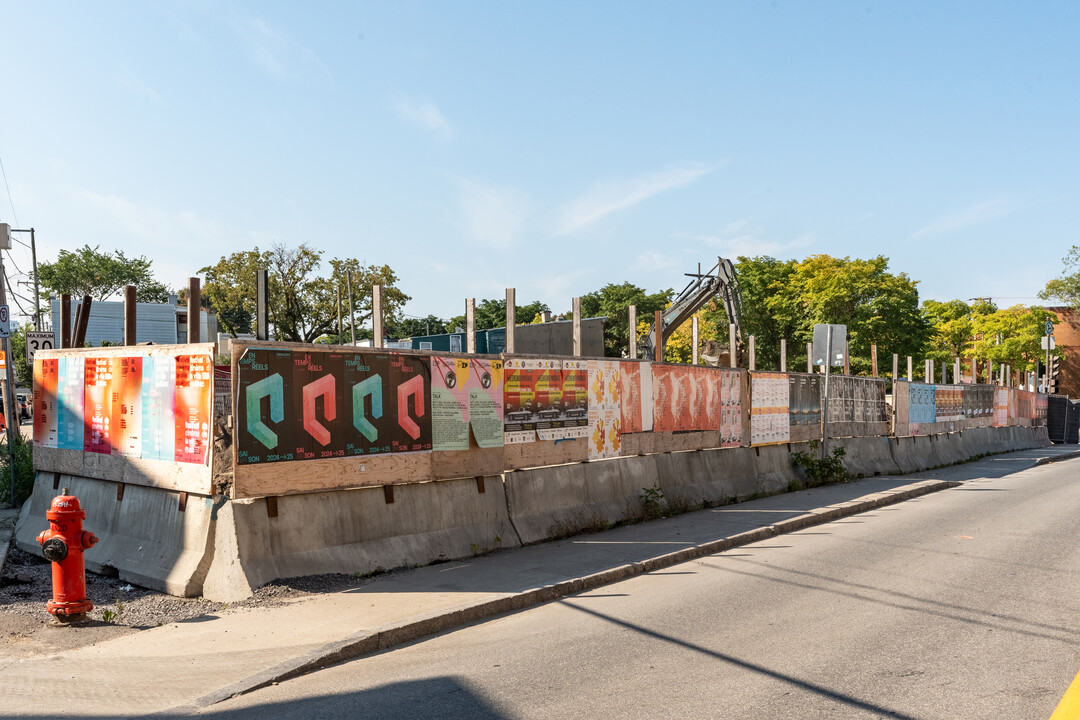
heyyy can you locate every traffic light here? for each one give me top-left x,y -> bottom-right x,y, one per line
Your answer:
1048,354 -> 1061,394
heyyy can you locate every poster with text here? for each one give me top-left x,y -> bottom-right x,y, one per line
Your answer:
431,357 -> 505,451
33,358 -> 59,448
141,356 -> 176,461
503,358 -> 540,444
174,354 -> 212,464
908,384 -> 937,425
57,356 -> 86,450
587,360 -> 621,459
750,372 -> 790,445
719,368 -> 744,447
788,374 -> 822,428
993,388 -> 1009,426
539,360 -> 589,440
115,356 -> 143,458
618,361 -> 653,434
83,356 -> 116,454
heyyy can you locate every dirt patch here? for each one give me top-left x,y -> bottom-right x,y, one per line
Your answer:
1,543 -> 375,658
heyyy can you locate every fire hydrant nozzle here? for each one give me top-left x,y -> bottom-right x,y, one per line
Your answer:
36,490 -> 97,620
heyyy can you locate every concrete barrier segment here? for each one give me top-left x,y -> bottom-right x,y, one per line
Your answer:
14,472 -> 213,597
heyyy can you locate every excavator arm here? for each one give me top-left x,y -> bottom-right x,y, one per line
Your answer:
639,257 -> 744,365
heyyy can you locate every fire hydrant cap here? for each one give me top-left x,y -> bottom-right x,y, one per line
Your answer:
46,494 -> 86,521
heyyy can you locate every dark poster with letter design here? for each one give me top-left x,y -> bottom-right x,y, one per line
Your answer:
236,348 -> 433,466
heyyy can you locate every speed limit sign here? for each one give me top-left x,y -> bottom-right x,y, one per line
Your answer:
26,331 -> 54,364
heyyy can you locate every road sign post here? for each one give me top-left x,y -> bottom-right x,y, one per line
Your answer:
25,331 -> 54,365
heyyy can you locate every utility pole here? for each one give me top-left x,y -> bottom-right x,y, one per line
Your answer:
0,230 -> 20,506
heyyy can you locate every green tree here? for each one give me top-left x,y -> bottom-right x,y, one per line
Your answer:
201,244 -> 411,342
971,305 -> 1057,372
447,298 -> 552,333
38,244 -> 171,303
735,254 -> 929,375
578,282 -> 673,357
388,315 -> 448,339
1040,245 -> 1080,308
9,325 -> 30,386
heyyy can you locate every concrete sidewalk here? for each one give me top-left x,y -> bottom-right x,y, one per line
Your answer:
1,445 -> 1078,718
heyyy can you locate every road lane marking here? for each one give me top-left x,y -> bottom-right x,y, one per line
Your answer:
1050,667 -> 1080,719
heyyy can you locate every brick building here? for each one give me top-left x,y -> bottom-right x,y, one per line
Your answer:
1045,306 -> 1080,397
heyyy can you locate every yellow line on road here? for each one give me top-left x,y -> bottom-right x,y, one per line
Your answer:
1050,668 -> 1080,720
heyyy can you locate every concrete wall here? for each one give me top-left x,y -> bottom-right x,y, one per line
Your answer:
15,425 -> 1052,602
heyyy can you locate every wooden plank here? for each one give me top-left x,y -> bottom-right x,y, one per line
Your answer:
431,446 -> 504,480
232,451 -> 433,498
504,438 -> 588,469
37,342 -> 217,360
33,447 -> 212,495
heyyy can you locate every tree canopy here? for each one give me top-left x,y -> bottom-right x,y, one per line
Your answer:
200,244 -> 410,343
733,254 -> 929,374
579,282 -> 673,358
1040,244 -> 1080,309
38,244 -> 171,303
970,305 -> 1057,373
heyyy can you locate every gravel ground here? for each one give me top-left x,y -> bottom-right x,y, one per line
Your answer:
0,541 -> 376,658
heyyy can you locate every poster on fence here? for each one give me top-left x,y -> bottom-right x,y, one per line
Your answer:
719,368 -> 743,447
750,372 -> 790,445
652,365 -> 720,433
935,385 -> 963,422
430,357 -> 505,451
788,374 -> 821,428
619,361 -> 653,434
32,357 -> 59,448
503,357 -> 540,444
538,359 -> 590,441
909,384 -> 937,425
993,388 -> 1009,426
587,360 -> 621,459
235,347 -> 432,465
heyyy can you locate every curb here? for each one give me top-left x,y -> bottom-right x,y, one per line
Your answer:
173,477 -> 959,714
1034,449 -> 1080,466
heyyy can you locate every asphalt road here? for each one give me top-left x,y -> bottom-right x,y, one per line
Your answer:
202,457 -> 1080,720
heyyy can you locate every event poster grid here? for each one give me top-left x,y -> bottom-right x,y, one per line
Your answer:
33,351 -> 212,466
429,357 -> 504,452
750,372 -> 790,445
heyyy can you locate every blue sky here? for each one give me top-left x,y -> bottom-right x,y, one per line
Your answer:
1,1 -> 1077,328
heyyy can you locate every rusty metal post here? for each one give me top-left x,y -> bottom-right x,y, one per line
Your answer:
871,344 -> 878,377
187,277 -> 200,344
61,294 -> 72,349
124,285 -> 137,346
654,310 -> 664,363
73,296 -> 92,347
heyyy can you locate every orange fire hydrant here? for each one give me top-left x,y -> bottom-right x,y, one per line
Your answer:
36,488 -> 98,621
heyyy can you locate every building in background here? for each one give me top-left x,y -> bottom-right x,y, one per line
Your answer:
1044,306 -> 1079,397
49,295 -> 218,347
403,317 -> 606,357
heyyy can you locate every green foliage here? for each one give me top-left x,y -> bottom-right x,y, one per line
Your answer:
920,298 -> 998,366
579,282 -> 673,357
447,298 -> 551,333
38,244 -> 171,303
1040,245 -> 1080,309
971,305 -> 1058,372
639,486 -> 668,519
388,315 -> 448,339
0,432 -> 35,506
200,244 -> 411,343
736,254 -> 929,374
791,443 -> 849,488
9,325 -> 31,386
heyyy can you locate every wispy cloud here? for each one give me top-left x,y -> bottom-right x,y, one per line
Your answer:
910,197 -> 1023,239
232,14 -> 329,81
395,97 -> 454,139
634,251 -> 680,271
556,163 -> 712,235
698,220 -> 813,258
453,177 -> 531,249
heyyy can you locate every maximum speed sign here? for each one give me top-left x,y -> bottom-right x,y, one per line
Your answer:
26,331 -> 54,364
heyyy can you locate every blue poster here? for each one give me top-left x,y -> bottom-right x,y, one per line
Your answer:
908,383 -> 937,424
56,356 -> 85,450
141,356 -> 176,461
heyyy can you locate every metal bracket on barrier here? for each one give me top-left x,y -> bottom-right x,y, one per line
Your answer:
384,485 -> 395,504
475,476 -> 485,494
178,492 -> 188,512
116,483 -> 125,502
53,472 -> 61,490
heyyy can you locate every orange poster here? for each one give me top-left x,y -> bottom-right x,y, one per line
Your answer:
83,356 -> 115,454
33,357 -> 59,448
174,354 -> 212,464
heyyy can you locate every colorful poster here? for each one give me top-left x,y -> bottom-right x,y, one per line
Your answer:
993,387 -> 1009,426
430,357 -> 505,451
141,355 -> 176,461
503,357 -> 539,444
174,354 -> 212,464
83,356 -> 115,454
652,365 -> 687,433
33,358 -> 59,449
539,360 -> 589,440
719,368 -> 743,447
618,361 -> 653,434
235,348 -> 433,466
935,385 -> 963,422
587,360 -> 621,459
56,356 -> 85,450
750,372 -> 790,445
115,356 -> 143,458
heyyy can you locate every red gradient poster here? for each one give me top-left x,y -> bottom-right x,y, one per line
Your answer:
115,356 -> 143,457
174,354 -> 212,464
84,357 -> 116,454
33,358 -> 59,448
